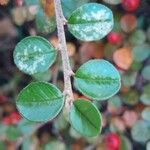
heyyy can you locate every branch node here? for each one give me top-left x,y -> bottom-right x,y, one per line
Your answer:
62,17 -> 68,25
68,70 -> 75,76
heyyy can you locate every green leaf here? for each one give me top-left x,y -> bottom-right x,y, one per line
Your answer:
68,3 -> 114,41
130,61 -> 142,71
140,84 -> 150,105
0,124 -> 7,135
22,138 -> 33,150
129,30 -> 146,45
131,120 -> 150,143
122,90 -> 139,105
108,95 -> 122,108
16,82 -> 64,122
142,107 -> 150,121
62,0 -> 91,19
147,141 -> 150,150
32,70 -> 51,82
17,119 -> 36,135
35,8 -> 56,33
74,59 -> 121,100
69,99 -> 102,137
24,0 -> 39,6
0,141 -> 6,150
142,65 -> 150,81
54,113 -> 69,131
6,126 -> 21,141
122,71 -> 137,88
13,36 -> 57,75
120,135 -> 132,150
69,127 -> 82,139
132,44 -> 150,62
44,141 -> 66,150
103,0 -> 121,5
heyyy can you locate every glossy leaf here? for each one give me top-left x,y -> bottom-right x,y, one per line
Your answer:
122,71 -> 137,88
44,141 -> 66,150
69,127 -> 82,139
131,61 -> 142,71
120,135 -> 132,150
147,141 -> 150,150
132,44 -> 150,62
74,59 -> 121,100
24,0 -> 39,6
131,120 -> 150,143
54,113 -> 69,130
108,95 -> 122,108
18,119 -> 36,134
16,82 -> 64,122
13,36 -> 57,75
130,30 -> 146,45
6,126 -> 21,141
103,0 -> 121,5
122,90 -> 139,105
0,124 -> 7,135
22,138 -> 33,150
140,84 -> 150,105
142,107 -> 150,121
0,141 -> 5,150
142,65 -> 150,81
68,3 -> 114,41
69,99 -> 102,137
32,70 -> 51,81
35,8 -> 56,33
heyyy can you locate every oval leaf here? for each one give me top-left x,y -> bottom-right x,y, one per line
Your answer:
68,3 -> 114,41
69,99 -> 102,137
16,82 -> 64,122
17,119 -> 37,135
74,59 -> 121,100
6,126 -> 21,141
142,107 -> 150,121
142,65 -> 150,81
13,36 -> 57,75
140,84 -> 150,105
132,44 -> 150,62
131,120 -> 150,143
44,141 -> 66,150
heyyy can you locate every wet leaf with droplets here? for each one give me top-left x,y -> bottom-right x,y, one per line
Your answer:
13,36 -> 57,75
68,3 -> 114,41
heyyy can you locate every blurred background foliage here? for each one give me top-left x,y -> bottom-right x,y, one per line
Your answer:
0,0 -> 150,150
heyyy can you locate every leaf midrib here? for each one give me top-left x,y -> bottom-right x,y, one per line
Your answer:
17,96 -> 63,103
75,75 -> 118,83
74,104 -> 99,133
68,19 -> 111,25
16,51 -> 55,60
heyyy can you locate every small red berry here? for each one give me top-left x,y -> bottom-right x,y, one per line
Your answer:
2,112 -> 21,125
10,112 -> 21,124
105,133 -> 121,150
107,32 -> 122,44
15,0 -> 23,6
2,116 -> 11,125
122,0 -> 140,12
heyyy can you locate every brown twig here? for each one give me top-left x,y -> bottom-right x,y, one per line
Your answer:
54,0 -> 74,111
